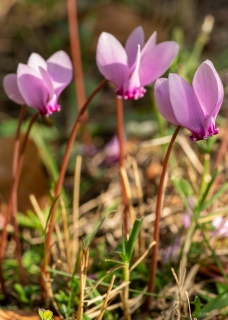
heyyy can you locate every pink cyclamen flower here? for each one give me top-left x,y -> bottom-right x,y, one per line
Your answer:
3,51 -> 73,116
96,26 -> 179,100
154,60 -> 224,141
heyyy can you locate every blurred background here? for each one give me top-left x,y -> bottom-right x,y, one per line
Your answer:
0,0 -> 228,214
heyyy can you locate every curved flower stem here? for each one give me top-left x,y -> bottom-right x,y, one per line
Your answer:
44,80 -> 107,267
116,97 -> 129,237
145,125 -> 181,310
0,105 -> 26,298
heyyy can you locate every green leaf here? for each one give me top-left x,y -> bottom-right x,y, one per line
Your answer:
16,212 -> 41,229
198,293 -> 228,318
126,219 -> 143,261
38,309 -> 53,320
192,295 -> 201,315
197,170 -> 219,210
14,283 -> 29,303
199,182 -> 228,211
172,178 -> 193,207
44,195 -> 60,235
85,216 -> 106,249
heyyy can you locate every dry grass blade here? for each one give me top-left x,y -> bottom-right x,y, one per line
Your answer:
85,302 -> 123,319
72,155 -> 82,269
77,246 -> 89,320
60,198 -> 71,272
84,265 -> 123,300
29,194 -> 46,230
131,157 -> 145,255
120,166 -> 135,225
96,275 -> 116,320
85,281 -> 130,306
140,134 -> 203,174
129,240 -> 156,272
184,290 -> 195,320
171,263 -> 187,320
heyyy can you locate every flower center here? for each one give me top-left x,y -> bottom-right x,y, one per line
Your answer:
39,94 -> 61,116
189,127 -> 219,141
116,87 -> 146,100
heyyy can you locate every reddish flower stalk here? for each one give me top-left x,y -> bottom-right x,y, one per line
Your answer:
145,125 -> 181,310
0,105 -> 27,297
0,113 -> 39,294
116,97 -> 129,236
67,0 -> 87,117
44,80 -> 107,270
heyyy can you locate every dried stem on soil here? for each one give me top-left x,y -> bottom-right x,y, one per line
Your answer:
146,125 -> 181,310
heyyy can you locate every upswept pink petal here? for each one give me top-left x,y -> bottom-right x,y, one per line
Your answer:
27,53 -> 47,73
169,74 -> 206,139
3,74 -> 25,104
39,67 -> 54,98
17,63 -> 48,112
125,26 -> 144,70
124,45 -> 143,99
154,78 -> 179,125
96,32 -> 129,88
47,50 -> 73,97
140,41 -> 179,86
141,31 -> 157,58
193,60 -> 224,119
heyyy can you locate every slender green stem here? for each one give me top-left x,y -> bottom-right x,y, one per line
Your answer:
181,220 -> 196,271
122,261 -> 130,320
145,125 -> 181,310
116,97 -> 129,236
199,153 -> 210,200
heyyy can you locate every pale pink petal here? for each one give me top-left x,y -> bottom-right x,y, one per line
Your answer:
141,31 -> 157,57
169,74 -> 205,137
126,45 -> 141,98
96,32 -> 129,88
3,74 -> 25,104
193,60 -> 224,119
125,26 -> 144,70
47,50 -> 73,97
17,63 -> 48,111
27,53 -> 47,73
39,67 -> 54,98
154,78 -> 179,125
140,41 -> 179,86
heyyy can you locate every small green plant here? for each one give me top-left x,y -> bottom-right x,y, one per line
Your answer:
38,308 -> 54,320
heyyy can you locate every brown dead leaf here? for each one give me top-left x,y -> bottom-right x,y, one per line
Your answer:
0,309 -> 60,320
0,136 -> 48,215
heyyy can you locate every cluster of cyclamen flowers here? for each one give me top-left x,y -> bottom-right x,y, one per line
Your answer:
3,26 -> 224,142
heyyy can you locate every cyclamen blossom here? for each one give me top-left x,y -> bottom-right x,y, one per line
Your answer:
3,51 -> 73,116
154,60 -> 224,141
96,26 -> 179,100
